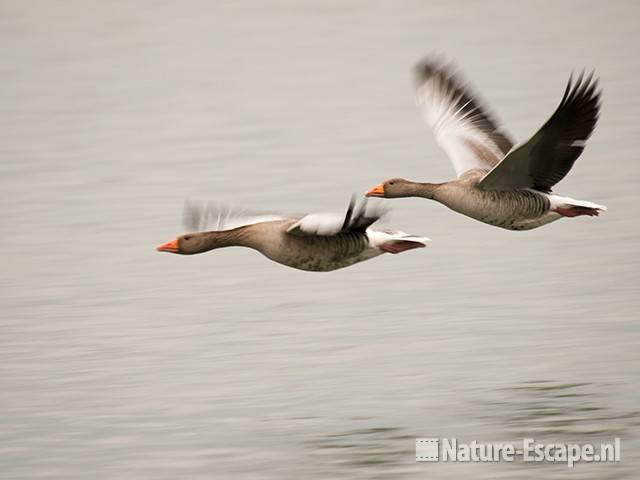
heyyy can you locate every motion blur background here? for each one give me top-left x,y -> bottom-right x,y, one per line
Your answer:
1,1 -> 639,479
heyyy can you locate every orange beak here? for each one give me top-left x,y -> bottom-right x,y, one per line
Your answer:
365,183 -> 385,197
156,239 -> 179,253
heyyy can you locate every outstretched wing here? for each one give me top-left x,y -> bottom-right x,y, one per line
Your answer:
183,200 -> 286,232
286,197 -> 385,237
478,72 -> 601,192
415,58 -> 514,177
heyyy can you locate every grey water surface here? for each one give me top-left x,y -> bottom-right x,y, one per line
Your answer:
1,1 -> 639,479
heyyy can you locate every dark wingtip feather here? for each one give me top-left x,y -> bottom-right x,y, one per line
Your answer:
561,73 -> 574,104
342,195 -> 356,230
529,68 -> 602,191
413,55 -> 445,81
413,55 -> 463,90
343,196 -> 388,232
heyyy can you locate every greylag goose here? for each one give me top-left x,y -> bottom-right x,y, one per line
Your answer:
156,199 -> 430,271
365,59 -> 606,230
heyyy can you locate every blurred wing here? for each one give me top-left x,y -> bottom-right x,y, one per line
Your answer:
415,58 -> 514,177
183,200 -> 286,232
479,72 -> 600,191
286,197 -> 385,237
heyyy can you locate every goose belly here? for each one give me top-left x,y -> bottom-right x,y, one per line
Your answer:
442,188 -> 556,231
260,233 -> 381,272
279,248 -> 381,272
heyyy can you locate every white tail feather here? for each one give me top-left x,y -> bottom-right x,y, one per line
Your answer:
549,194 -> 607,212
367,229 -> 431,249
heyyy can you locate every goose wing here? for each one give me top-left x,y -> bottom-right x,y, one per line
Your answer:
415,59 -> 514,177
286,197 -> 384,237
183,200 -> 286,232
478,72 -> 601,192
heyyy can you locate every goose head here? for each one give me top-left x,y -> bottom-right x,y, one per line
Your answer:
156,232 -> 216,255
366,178 -> 413,198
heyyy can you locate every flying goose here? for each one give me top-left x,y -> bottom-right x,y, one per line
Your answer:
156,199 -> 430,271
366,59 -> 606,230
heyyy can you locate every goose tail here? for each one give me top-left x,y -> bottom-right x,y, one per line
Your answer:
549,195 -> 607,218
367,229 -> 431,254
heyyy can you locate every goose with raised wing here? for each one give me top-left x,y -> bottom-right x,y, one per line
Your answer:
366,59 -> 606,230
156,199 -> 429,271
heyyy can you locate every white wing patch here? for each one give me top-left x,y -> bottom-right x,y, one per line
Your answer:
286,197 -> 385,237
415,60 -> 513,177
286,213 -> 346,236
183,200 -> 285,232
